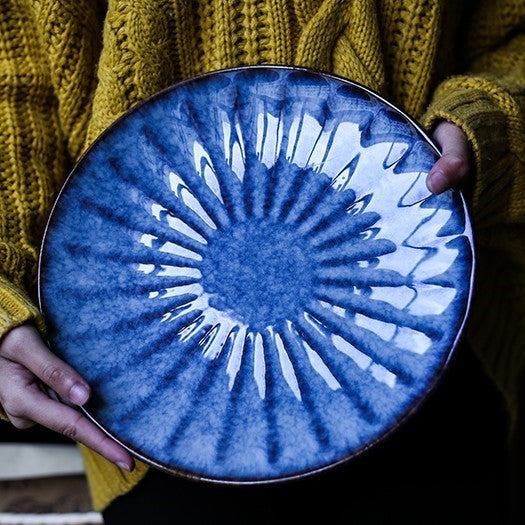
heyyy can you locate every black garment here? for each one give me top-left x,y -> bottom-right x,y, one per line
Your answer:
103,344 -> 510,525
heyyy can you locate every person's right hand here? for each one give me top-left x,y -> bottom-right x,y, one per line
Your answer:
0,324 -> 135,471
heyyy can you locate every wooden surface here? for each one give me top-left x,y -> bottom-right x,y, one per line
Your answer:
0,476 -> 92,514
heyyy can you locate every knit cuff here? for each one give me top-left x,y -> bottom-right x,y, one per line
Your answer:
421,86 -> 514,229
0,275 -> 46,341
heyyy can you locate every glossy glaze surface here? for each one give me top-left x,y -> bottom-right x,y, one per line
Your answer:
39,67 -> 474,482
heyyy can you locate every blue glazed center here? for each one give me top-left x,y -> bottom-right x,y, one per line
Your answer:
200,220 -> 315,329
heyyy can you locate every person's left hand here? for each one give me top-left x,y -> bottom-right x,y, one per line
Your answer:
426,121 -> 471,194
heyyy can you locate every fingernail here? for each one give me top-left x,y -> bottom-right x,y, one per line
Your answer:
117,461 -> 133,472
427,171 -> 447,194
69,384 -> 90,405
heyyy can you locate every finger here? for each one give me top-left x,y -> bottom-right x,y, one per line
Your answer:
0,359 -> 134,472
20,385 -> 135,471
1,325 -> 91,406
427,121 -> 471,194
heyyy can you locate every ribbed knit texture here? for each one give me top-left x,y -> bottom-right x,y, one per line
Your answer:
1,0 -> 524,512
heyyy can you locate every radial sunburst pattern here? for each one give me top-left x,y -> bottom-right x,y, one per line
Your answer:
39,67 -> 474,481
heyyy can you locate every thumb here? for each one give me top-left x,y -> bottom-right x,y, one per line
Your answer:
426,121 -> 471,194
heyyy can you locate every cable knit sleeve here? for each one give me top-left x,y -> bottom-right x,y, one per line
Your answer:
0,1 -> 102,342
421,1 -> 525,423
0,2 -> 62,338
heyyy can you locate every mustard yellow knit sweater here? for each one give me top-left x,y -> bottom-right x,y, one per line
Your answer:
1,0 -> 524,511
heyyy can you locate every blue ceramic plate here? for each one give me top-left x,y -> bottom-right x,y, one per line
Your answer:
38,66 -> 474,483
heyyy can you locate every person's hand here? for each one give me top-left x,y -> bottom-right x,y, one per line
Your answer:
426,120 -> 471,194
0,324 -> 135,471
